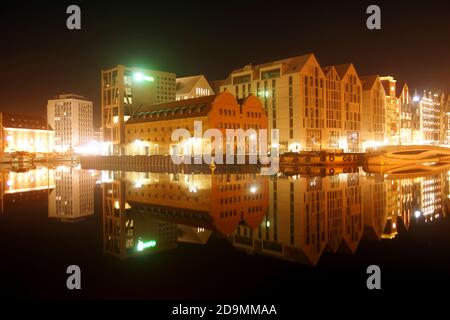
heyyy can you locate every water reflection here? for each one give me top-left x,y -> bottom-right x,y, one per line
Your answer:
48,166 -> 96,222
101,172 -> 269,259
1,165 -> 448,265
100,169 -> 449,264
0,165 -> 96,222
0,166 -> 54,213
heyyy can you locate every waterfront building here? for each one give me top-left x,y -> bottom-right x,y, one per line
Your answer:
124,91 -> 267,156
396,83 -> 418,144
220,54 -> 326,152
47,94 -> 93,153
442,93 -> 450,144
0,112 -> 54,155
415,91 -> 441,144
101,65 -> 176,154
360,75 -> 386,149
380,76 -> 400,144
334,64 -> 363,152
322,66 -> 343,150
176,75 -> 214,100
219,54 -> 363,152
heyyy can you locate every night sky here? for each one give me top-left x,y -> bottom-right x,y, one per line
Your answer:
1,0 -> 450,127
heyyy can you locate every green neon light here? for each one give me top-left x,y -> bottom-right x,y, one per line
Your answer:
133,72 -> 154,82
137,239 -> 157,251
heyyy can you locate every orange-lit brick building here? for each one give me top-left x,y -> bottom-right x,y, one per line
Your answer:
124,91 -> 267,156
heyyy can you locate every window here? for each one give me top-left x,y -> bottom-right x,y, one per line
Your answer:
261,68 -> 281,80
232,74 -> 251,85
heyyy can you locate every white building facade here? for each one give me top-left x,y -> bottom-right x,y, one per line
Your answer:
47,94 -> 93,153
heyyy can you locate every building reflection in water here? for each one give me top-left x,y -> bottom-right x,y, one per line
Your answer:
101,172 -> 268,259
48,166 -> 96,222
100,169 -> 449,264
1,165 -> 448,264
0,165 -> 96,224
0,166 -> 55,213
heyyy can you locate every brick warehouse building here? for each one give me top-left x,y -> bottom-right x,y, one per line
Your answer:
124,91 -> 268,156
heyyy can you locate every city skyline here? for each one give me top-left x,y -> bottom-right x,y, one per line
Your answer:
1,0 -> 450,125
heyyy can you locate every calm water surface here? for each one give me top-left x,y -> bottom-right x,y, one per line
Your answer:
0,165 -> 449,299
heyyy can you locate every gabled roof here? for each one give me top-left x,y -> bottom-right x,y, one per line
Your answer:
127,95 -> 216,124
322,65 -> 335,75
176,75 -> 204,95
360,74 -> 379,91
333,63 -> 353,79
0,112 -> 48,130
396,82 -> 408,98
223,53 -> 317,84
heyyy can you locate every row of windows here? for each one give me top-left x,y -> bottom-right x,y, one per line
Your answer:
219,109 -> 236,116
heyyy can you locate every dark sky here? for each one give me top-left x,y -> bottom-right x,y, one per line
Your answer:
1,0 -> 450,127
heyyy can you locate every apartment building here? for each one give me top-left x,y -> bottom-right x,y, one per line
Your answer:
396,83 -> 419,144
416,91 -> 441,144
220,54 -> 363,152
380,76 -> 400,144
47,94 -> 93,153
360,75 -> 386,148
442,93 -> 450,144
334,64 -> 363,152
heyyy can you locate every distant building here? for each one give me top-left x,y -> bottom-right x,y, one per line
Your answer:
442,93 -> 450,144
124,92 -> 267,156
101,65 -> 176,154
47,94 -> 93,153
176,75 -> 214,100
0,112 -> 54,154
360,75 -> 386,148
414,91 -> 441,144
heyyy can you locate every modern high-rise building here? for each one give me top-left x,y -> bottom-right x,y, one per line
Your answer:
220,54 -> 363,152
47,94 -> 93,153
101,65 -> 176,154
176,75 -> 214,100
360,75 -> 386,148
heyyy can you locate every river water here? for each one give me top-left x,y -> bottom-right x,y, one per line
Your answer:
0,165 -> 449,299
